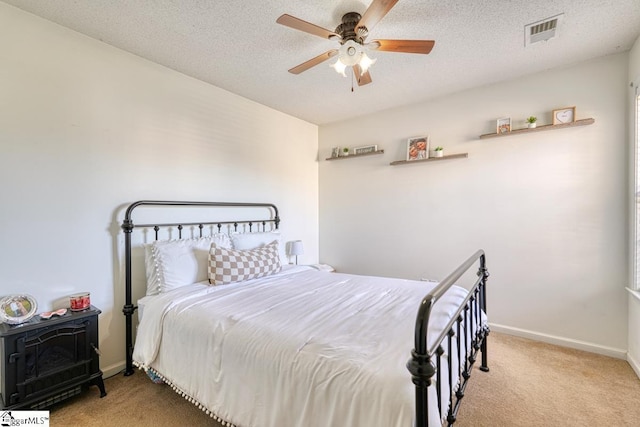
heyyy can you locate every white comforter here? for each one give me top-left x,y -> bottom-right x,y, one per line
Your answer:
133,267 -> 470,427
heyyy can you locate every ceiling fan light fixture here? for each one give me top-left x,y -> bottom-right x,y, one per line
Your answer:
338,40 -> 362,66
332,40 -> 376,76
330,58 -> 348,77
358,52 -> 376,75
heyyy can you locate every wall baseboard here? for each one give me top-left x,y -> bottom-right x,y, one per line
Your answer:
628,353 -> 640,379
102,361 -> 126,379
489,323 -> 627,359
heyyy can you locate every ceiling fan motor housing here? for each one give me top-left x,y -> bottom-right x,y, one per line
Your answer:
335,12 -> 367,44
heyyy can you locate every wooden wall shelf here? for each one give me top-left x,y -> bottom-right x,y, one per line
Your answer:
479,118 -> 595,139
325,150 -> 384,161
390,153 -> 468,166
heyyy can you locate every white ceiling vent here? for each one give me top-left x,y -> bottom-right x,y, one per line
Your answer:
525,13 -> 564,46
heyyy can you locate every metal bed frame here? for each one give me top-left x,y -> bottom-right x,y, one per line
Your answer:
121,200 -> 489,427
408,250 -> 490,427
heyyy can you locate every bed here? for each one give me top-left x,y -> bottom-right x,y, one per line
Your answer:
121,200 -> 490,427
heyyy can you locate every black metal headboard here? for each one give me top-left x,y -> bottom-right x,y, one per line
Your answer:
120,200 -> 280,375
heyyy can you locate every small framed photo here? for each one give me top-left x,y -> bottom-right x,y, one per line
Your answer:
496,117 -> 511,134
353,144 -> 378,155
406,136 -> 429,161
552,106 -> 576,125
0,294 -> 38,325
331,147 -> 340,158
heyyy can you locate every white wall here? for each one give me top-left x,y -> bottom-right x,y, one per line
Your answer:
628,34 -> 640,376
319,53 -> 629,356
0,4 -> 319,376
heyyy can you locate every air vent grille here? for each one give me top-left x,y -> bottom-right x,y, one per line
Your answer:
525,13 -> 564,46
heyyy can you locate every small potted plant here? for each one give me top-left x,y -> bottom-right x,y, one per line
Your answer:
430,146 -> 444,158
526,116 -> 537,129
342,147 -> 350,156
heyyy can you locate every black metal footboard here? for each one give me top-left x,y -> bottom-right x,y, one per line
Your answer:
407,250 -> 489,427
120,200 -> 280,376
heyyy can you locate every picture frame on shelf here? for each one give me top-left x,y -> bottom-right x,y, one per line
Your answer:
552,106 -> 576,125
496,117 -> 511,134
331,147 -> 340,158
406,136 -> 429,161
353,144 -> 378,155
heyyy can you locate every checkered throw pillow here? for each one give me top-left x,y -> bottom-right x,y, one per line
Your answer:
208,240 -> 281,285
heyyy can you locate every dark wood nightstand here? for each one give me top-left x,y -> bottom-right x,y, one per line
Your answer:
0,306 -> 106,410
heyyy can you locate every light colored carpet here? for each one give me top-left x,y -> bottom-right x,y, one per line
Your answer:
49,332 -> 640,426
456,333 -> 640,426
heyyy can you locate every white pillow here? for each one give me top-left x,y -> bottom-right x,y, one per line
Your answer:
230,231 -> 287,263
144,244 -> 161,296
144,234 -> 232,295
230,231 -> 280,249
208,240 -> 281,285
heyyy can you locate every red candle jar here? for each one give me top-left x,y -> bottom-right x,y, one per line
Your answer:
70,292 -> 90,311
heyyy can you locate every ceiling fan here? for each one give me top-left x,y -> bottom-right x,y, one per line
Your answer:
276,0 -> 435,86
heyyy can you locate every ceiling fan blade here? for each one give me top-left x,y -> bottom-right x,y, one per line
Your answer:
369,39 -> 435,54
277,14 -> 339,40
356,0 -> 399,33
353,65 -> 373,86
288,50 -> 339,74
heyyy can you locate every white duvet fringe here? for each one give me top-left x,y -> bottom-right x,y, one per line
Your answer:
133,328 -> 488,427
133,361 -> 237,427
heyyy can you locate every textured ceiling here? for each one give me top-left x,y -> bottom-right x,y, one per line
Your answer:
3,0 -> 640,125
